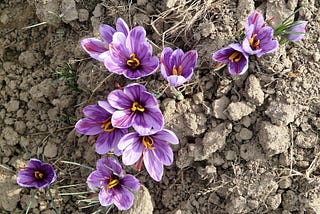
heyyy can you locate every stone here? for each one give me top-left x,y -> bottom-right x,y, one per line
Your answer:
2,127 -> 19,146
266,194 -> 281,210
258,121 -> 290,157
78,9 -> 89,22
92,3 -> 105,18
0,174 -> 21,212
240,143 -> 265,161
265,101 -> 306,126
5,99 -> 19,112
295,131 -> 317,149
128,185 -> 153,214
237,127 -> 253,141
18,51 -> 40,68
193,122 -> 232,161
44,142 -> 58,158
245,75 -> 264,106
226,102 -> 255,121
212,96 -> 230,120
192,92 -> 204,105
279,178 -> 292,189
14,120 -> 26,135
61,0 -> 78,23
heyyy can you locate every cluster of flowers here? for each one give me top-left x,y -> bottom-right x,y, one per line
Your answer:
212,11 -> 307,75
16,11 -> 307,212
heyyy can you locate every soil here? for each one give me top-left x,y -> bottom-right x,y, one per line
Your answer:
1,0 -> 320,213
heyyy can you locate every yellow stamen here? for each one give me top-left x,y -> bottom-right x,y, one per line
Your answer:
107,178 -> 119,189
228,52 -> 242,62
34,171 -> 44,180
104,45 -> 109,50
126,53 -> 141,68
101,121 -> 115,132
249,34 -> 260,49
131,101 -> 145,112
142,136 -> 155,150
172,65 -> 183,75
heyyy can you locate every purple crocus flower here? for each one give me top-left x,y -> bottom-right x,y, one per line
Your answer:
75,101 -> 127,156
87,157 -> 140,210
160,47 -> 198,87
108,83 -> 164,135
81,18 -> 129,62
17,158 -> 56,189
212,43 -> 249,75
286,21 -> 307,41
118,129 -> 179,182
242,11 -> 279,57
104,26 -> 159,79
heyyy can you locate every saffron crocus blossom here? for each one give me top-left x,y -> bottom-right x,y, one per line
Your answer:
17,158 -> 56,189
75,101 -> 127,156
242,11 -> 279,57
286,21 -> 307,41
212,43 -> 249,75
87,157 -> 140,210
108,83 -> 164,135
81,18 -> 129,62
118,129 -> 179,182
104,26 -> 159,79
160,47 -> 197,87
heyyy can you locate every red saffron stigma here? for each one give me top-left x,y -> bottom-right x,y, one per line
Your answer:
116,83 -> 123,90
135,155 -> 144,171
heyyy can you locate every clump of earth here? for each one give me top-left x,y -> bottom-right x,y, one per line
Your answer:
1,0 -> 320,213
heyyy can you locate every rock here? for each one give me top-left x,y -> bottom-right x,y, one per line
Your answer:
258,121 -> 290,157
245,75 -> 264,106
14,120 -> 26,134
212,96 -> 230,120
265,102 -> 306,126
44,142 -> 58,158
237,127 -> 253,141
225,150 -> 236,161
193,122 -> 232,161
192,92 -> 204,105
240,143 -> 265,161
235,0 -> 254,29
226,196 -> 247,214
128,185 -> 153,214
279,178 -> 292,189
137,0 -> 148,6
282,190 -> 299,211
78,9 -> 89,22
2,127 -> 19,146
295,130 -> 317,149
92,3 -> 105,18
5,99 -> 19,112
266,194 -> 281,210
18,51 -> 40,68
61,0 -> 78,23
226,102 -> 255,121
0,174 -> 21,212
32,0 -> 60,24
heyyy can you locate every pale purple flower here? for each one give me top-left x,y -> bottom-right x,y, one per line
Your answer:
118,129 -> 179,182
242,11 -> 279,57
160,47 -> 197,87
75,101 -> 127,156
212,43 -> 249,75
286,21 -> 307,41
17,158 -> 56,189
87,157 -> 140,210
104,26 -> 159,79
108,83 -> 164,135
81,18 -> 129,62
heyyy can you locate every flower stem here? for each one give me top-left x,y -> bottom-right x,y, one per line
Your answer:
48,185 -> 59,214
26,189 -> 38,214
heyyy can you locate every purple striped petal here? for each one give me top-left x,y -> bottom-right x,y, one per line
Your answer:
143,151 -> 163,182
166,75 -> 188,87
98,101 -> 115,114
153,140 -> 173,166
245,11 -> 264,33
121,174 -> 140,190
116,18 -> 129,37
126,26 -> 147,54
82,105 -> 109,121
111,110 -> 136,128
75,118 -> 102,135
108,89 -> 133,109
133,107 -> 164,135
81,38 -> 108,61
99,24 -> 116,44
121,136 -> 144,165
99,188 -> 114,206
123,83 -> 147,102
287,21 -> 307,41
95,132 -> 113,155
112,186 -> 134,210
87,171 -> 104,190
152,129 -> 179,145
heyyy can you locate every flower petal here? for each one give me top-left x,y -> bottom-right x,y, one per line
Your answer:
108,89 -> 133,109
116,18 -> 130,37
98,101 -> 115,114
123,83 -> 147,102
212,46 -> 234,62
99,188 -> 114,207
118,132 -> 139,150
139,91 -> 158,108
170,49 -> 184,68
96,158 -> 113,177
160,47 -> 173,76
95,132 -> 113,155
154,140 -> 173,166
81,38 -> 108,61
228,57 -> 248,75
82,104 -> 109,121
126,26 -> 147,54
180,50 -> 197,74
133,107 -> 164,135
153,129 -> 179,145
121,174 -> 140,190
166,75 -> 187,87
287,21 -> 307,41
112,186 -> 134,210
245,11 -> 264,33
121,136 -> 144,165
17,168 -> 37,187
87,170 -> 104,190
111,110 -> 136,129
75,118 -> 102,135
105,157 -> 123,176
99,24 -> 116,44
143,151 -> 163,182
